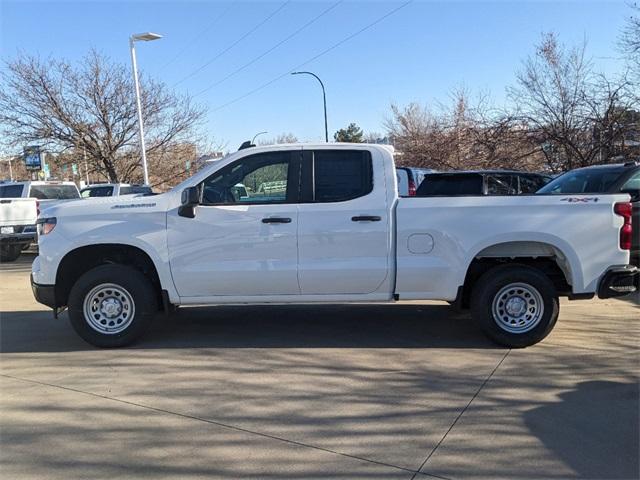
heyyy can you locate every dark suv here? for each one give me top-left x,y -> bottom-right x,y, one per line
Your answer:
537,161 -> 640,266
416,170 -> 552,196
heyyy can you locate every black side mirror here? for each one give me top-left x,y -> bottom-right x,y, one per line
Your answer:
621,188 -> 640,202
178,186 -> 200,218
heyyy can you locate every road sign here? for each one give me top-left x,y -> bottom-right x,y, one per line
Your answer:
24,146 -> 42,171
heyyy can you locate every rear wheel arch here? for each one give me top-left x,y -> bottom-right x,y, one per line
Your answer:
55,244 -> 163,308
458,241 -> 575,308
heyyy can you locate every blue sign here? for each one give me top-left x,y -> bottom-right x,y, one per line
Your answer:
24,146 -> 42,171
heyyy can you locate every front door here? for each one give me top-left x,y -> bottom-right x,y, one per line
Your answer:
167,150 -> 301,298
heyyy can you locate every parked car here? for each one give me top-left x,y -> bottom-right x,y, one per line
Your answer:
0,196 -> 37,262
537,161 -> 640,266
416,170 -> 552,196
80,183 -> 154,198
396,167 -> 435,196
0,181 -> 80,260
31,144 -> 637,348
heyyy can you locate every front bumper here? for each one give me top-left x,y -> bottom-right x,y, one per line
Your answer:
597,265 -> 639,299
0,231 -> 36,245
30,274 -> 57,309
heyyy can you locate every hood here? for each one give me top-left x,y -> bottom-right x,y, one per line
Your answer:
39,192 -> 172,218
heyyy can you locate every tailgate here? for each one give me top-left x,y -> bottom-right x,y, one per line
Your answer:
0,199 -> 38,225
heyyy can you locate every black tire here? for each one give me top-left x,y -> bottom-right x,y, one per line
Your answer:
470,264 -> 559,348
68,264 -> 157,347
0,244 -> 22,262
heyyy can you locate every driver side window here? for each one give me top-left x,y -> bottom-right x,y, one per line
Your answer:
200,152 -> 294,205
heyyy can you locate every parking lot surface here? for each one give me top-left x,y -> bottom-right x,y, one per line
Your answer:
1,253 -> 638,479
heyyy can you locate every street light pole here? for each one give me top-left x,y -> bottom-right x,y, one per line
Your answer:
83,145 -> 89,185
291,71 -> 328,142
251,131 -> 268,144
129,32 -> 162,185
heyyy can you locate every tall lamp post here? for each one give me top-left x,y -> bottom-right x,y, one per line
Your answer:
291,71 -> 328,142
129,32 -> 162,185
251,131 -> 268,144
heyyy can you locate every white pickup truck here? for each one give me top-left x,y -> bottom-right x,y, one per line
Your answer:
0,197 -> 37,262
31,144 -> 638,348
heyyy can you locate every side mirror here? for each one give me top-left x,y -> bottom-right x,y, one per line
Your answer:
621,188 -> 640,202
178,186 -> 200,218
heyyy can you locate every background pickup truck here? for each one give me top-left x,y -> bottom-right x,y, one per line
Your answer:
31,144 -> 638,348
0,197 -> 37,262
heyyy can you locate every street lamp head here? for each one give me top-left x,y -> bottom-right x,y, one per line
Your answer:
131,32 -> 163,42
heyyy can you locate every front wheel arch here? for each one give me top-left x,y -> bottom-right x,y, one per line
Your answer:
55,244 -> 162,309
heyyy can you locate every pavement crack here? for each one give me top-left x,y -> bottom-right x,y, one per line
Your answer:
0,373 -> 445,479
410,349 -> 511,480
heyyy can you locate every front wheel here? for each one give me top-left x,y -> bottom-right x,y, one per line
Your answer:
471,265 -> 559,348
68,264 -> 158,347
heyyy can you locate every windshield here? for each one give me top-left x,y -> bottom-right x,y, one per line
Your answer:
537,168 -> 624,194
29,184 -> 80,200
0,184 -> 25,198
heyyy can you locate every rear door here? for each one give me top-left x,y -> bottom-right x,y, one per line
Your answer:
296,148 -> 392,295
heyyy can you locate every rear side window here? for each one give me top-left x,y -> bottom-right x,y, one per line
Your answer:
81,186 -> 113,197
0,185 -> 24,198
519,175 -> 549,193
417,174 -> 483,196
312,150 -> 373,202
120,186 -> 152,195
487,175 -> 518,195
29,185 -> 80,199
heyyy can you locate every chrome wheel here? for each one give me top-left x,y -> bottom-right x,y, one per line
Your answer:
491,282 -> 544,334
83,283 -> 135,334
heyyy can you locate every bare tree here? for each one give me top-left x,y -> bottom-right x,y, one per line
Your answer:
620,3 -> 640,73
259,133 -> 298,145
385,102 -> 455,169
0,50 -> 207,183
509,33 -> 634,171
386,90 -> 544,171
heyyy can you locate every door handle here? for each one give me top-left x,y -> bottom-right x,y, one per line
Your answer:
351,215 -> 381,222
262,217 -> 292,224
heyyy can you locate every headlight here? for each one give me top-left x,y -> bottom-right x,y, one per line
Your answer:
37,217 -> 57,236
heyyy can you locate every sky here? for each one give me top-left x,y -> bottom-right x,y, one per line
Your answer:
0,0 -> 633,151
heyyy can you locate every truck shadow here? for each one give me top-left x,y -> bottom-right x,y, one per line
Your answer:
523,380 -> 639,479
0,303 -> 497,353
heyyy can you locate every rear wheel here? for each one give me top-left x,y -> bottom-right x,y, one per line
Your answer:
471,265 -> 559,348
68,264 -> 157,347
0,244 -> 22,262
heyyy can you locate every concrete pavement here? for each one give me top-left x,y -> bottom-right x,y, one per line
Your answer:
1,253 -> 638,479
